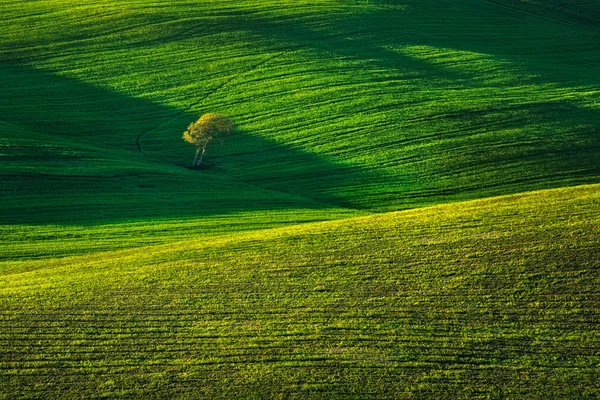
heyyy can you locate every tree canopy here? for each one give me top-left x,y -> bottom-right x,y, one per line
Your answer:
183,113 -> 233,167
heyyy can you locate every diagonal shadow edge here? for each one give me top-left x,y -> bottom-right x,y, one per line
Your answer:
0,63 -> 370,224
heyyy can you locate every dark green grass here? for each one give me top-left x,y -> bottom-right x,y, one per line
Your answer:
1,184 -> 599,399
0,66 -> 359,225
1,0 -> 600,221
0,117 -> 359,257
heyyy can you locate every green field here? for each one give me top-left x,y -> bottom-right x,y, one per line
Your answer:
1,0 -> 599,398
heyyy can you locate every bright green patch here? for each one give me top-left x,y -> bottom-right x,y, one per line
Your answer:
1,184 -> 599,398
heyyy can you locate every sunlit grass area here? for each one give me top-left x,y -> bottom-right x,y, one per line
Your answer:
1,184 -> 599,398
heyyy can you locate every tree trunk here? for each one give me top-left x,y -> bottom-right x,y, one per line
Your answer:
192,147 -> 201,167
197,145 -> 207,166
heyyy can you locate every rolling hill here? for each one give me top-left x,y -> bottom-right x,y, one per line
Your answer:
1,184 -> 599,398
1,0 -> 599,398
1,0 -> 599,219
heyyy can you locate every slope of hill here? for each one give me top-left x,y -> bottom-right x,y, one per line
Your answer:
1,0 -> 599,220
0,118 -> 359,257
1,184 -> 599,398
0,69 -> 357,225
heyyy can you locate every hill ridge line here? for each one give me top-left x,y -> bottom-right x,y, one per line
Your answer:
3,182 -> 597,277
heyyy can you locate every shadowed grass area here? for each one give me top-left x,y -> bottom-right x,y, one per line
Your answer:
1,0 -> 599,217
1,184 -> 598,398
0,64 -> 367,224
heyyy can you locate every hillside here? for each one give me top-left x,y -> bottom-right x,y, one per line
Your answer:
1,0 -> 599,221
1,184 -> 599,398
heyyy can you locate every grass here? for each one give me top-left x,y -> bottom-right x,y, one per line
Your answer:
1,184 -> 599,398
1,0 -> 600,219
0,68 -> 358,225
1,0 -> 600,397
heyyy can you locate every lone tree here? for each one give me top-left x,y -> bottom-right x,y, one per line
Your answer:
183,113 -> 233,167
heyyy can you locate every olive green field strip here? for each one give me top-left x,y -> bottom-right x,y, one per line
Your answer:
1,0 -> 600,223
1,184 -> 599,398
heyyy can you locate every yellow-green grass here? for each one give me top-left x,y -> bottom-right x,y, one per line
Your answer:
1,184 -> 599,398
1,0 -> 600,222
0,208 -> 367,261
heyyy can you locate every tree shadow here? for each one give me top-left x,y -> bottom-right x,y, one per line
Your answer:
0,63 -> 368,224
